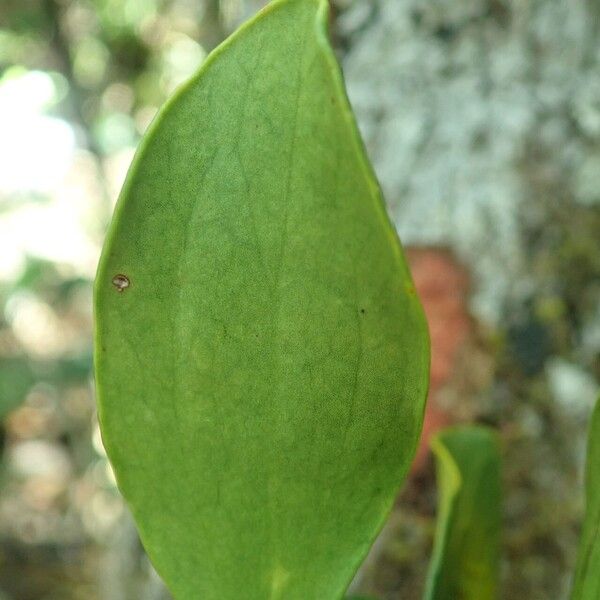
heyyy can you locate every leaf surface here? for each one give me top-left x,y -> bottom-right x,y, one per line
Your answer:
424,426 -> 501,600
571,395 -> 600,600
94,0 -> 429,597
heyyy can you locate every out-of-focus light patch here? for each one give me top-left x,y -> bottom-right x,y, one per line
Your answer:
62,387 -> 94,421
6,406 -> 49,440
547,358 -> 598,416
102,82 -> 135,113
161,33 -> 205,94
0,68 -> 76,195
4,292 -> 78,358
0,243 -> 25,281
77,461 -> 121,539
63,3 -> 99,43
73,36 -> 109,88
0,150 -> 103,283
8,439 -> 71,480
94,112 -> 137,154
90,490 -> 123,532
60,150 -> 107,240
0,67 -> 57,112
0,200 -> 100,282
100,0 -> 158,30
123,0 -> 158,27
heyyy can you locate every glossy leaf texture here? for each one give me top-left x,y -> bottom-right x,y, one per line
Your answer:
94,0 -> 430,598
571,395 -> 600,600
424,426 -> 501,600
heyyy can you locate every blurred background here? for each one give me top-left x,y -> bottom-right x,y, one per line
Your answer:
0,0 -> 598,598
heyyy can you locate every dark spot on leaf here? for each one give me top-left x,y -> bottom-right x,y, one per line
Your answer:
112,274 -> 130,293
360,308 -> 366,314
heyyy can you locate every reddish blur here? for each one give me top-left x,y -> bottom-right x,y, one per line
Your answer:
407,248 -> 473,472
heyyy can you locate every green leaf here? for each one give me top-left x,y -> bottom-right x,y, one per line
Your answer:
94,0 -> 429,598
424,426 -> 501,600
571,396 -> 600,600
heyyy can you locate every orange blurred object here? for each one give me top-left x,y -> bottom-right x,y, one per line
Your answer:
406,247 -> 473,472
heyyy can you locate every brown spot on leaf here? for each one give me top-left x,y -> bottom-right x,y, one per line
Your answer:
112,274 -> 130,293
